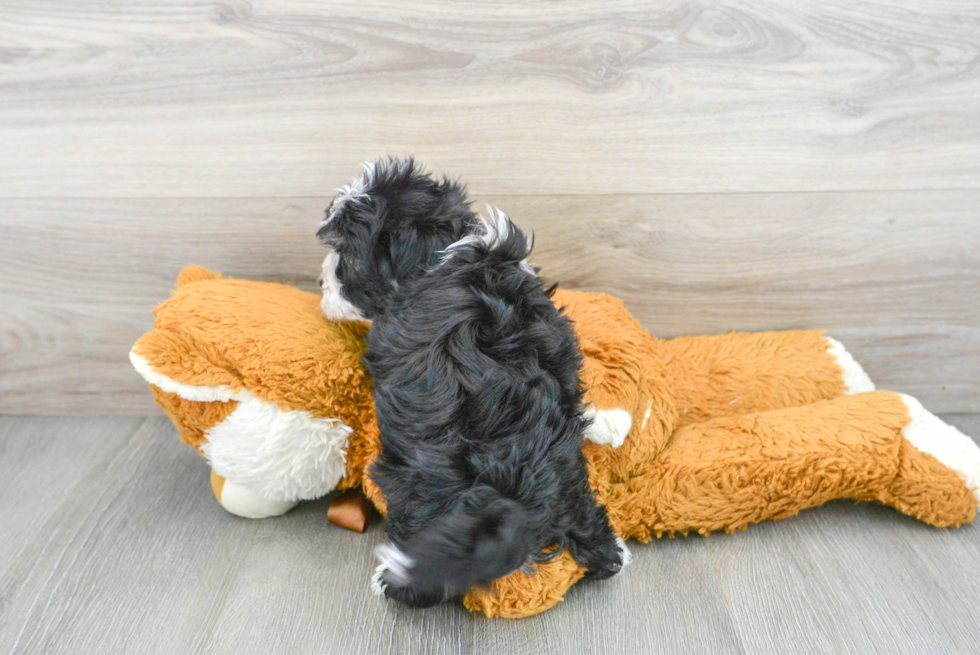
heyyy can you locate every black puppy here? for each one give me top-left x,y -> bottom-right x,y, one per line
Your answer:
317,158 -> 628,607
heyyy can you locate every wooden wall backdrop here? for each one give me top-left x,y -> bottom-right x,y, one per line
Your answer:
1,0 -> 978,414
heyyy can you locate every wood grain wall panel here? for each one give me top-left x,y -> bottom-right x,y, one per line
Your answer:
1,191 -> 976,414
1,0 -> 978,197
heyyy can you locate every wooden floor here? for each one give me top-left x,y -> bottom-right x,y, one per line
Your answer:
1,414 -> 979,655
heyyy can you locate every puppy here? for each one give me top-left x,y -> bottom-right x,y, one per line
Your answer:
317,158 -> 628,608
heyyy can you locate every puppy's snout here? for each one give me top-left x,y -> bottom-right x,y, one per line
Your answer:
317,277 -> 324,288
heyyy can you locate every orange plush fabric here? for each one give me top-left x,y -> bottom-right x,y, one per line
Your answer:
133,267 -> 978,619
133,266 -> 383,498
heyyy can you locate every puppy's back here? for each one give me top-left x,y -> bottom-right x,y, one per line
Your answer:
368,214 -> 593,599
368,215 -> 585,450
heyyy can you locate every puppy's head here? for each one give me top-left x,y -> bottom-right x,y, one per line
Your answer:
316,157 -> 479,320
372,484 -> 534,608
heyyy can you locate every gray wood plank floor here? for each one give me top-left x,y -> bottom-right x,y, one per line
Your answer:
2,415 -> 978,655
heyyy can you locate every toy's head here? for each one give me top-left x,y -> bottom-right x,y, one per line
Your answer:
130,266 -> 379,516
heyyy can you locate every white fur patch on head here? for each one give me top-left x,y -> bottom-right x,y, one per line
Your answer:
440,205 -> 536,275
319,162 -> 380,322
582,407 -> 632,448
320,250 -> 368,322
899,394 -> 980,501
371,542 -> 414,596
824,337 -> 875,394
322,160 -> 377,228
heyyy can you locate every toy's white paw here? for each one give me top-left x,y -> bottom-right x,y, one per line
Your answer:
824,337 -> 875,394
900,394 -> 980,501
217,480 -> 299,519
583,407 -> 632,448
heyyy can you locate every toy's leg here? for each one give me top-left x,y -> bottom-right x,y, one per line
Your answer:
464,391 -> 979,620
601,391 -> 978,540
887,393 -> 980,518
210,470 -> 299,519
660,330 -> 874,427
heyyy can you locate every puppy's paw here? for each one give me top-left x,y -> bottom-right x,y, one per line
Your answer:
573,531 -> 632,581
370,562 -> 390,597
614,535 -> 633,572
371,542 -> 446,608
587,537 -> 631,580
378,576 -> 446,608
371,542 -> 412,595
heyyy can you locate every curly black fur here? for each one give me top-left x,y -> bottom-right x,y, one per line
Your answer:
317,157 -> 480,318
318,158 -> 625,608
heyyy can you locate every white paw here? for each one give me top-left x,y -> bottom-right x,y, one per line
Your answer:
371,542 -> 413,597
900,393 -> 980,501
217,481 -> 298,519
370,563 -> 388,597
583,407 -> 632,448
824,337 -> 875,394
614,535 -> 633,575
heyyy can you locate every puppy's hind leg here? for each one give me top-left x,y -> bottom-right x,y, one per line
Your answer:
565,495 -> 631,580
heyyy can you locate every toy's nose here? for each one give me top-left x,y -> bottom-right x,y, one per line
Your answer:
318,278 -> 324,288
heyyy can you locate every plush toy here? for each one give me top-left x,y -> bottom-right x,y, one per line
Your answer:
131,266 -> 980,618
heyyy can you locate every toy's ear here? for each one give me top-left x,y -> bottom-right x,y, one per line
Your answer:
131,268 -> 247,445
130,329 -> 244,449
130,329 -> 244,402
176,265 -> 221,287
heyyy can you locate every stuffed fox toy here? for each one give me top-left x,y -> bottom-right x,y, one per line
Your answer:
131,266 -> 980,619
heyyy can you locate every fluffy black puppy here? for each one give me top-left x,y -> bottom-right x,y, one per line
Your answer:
317,159 -> 628,608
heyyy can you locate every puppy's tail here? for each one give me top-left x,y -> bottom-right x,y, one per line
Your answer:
406,485 -> 533,595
